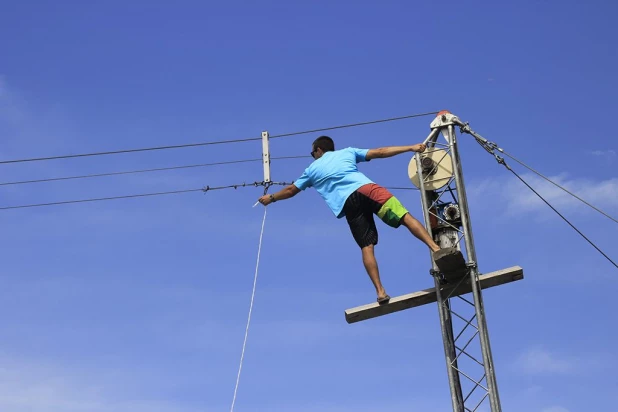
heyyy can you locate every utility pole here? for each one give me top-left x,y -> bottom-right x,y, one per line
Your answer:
344,111 -> 524,412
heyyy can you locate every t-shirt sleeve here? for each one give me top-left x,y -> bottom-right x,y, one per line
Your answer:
351,147 -> 370,163
293,169 -> 313,190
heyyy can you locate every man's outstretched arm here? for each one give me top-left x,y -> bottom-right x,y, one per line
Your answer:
257,184 -> 301,206
365,143 -> 426,160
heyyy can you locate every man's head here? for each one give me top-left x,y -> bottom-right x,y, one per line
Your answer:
311,135 -> 335,159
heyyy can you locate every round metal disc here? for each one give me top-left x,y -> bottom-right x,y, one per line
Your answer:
408,149 -> 454,190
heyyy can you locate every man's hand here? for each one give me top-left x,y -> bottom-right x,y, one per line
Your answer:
255,184 -> 301,206
258,194 -> 274,206
366,143 -> 427,160
411,143 -> 426,153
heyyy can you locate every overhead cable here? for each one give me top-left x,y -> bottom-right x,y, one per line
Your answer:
0,181 -> 290,211
458,122 -> 618,225
0,137 -> 262,165
270,111 -> 439,139
470,134 -> 618,270
0,155 -> 310,187
0,111 -> 438,165
499,150 -> 618,225
386,186 -> 419,191
503,163 -> 617,269
0,180 -> 415,211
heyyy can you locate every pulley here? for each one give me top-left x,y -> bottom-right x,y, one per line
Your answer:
408,149 -> 454,190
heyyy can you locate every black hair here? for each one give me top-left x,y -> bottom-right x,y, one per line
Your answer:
312,135 -> 335,152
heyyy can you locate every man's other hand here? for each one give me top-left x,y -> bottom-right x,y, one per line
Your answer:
411,143 -> 426,153
258,194 -> 273,206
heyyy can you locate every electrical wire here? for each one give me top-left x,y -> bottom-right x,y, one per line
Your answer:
458,122 -> 618,225
0,180 -> 416,211
0,188 -> 204,210
0,111 -> 438,165
0,155 -> 310,187
0,137 -> 262,165
270,111 -> 439,139
0,181 -> 289,211
470,135 -> 618,270
0,159 -> 260,186
503,164 -> 617,270
499,149 -> 618,225
385,186 -> 419,191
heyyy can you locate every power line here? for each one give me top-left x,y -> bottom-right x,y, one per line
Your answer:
0,159 -> 259,186
0,137 -> 262,165
458,122 -> 618,225
0,181 -> 289,211
0,111 -> 438,165
472,137 -> 618,270
499,149 -> 618,225
0,155 -> 310,187
270,111 -> 439,139
0,180 -> 415,211
504,163 -> 617,270
0,188 -> 203,210
386,186 -> 419,191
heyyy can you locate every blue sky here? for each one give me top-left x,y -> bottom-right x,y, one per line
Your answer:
1,1 -> 617,411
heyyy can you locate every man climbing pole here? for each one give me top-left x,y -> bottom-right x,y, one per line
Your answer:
257,135 -> 465,304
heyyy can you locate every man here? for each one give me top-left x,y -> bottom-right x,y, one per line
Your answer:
257,135 -> 463,304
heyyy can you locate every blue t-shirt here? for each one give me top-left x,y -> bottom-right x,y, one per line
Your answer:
293,147 -> 373,218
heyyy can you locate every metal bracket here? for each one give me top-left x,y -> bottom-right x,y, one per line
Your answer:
430,110 -> 464,130
262,131 -> 271,183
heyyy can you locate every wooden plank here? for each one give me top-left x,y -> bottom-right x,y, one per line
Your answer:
344,266 -> 524,324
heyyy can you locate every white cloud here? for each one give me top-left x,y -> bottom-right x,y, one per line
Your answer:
589,149 -> 616,157
516,347 -> 574,375
0,75 -> 27,127
469,172 -> 618,217
542,407 -> 570,412
251,399 -> 448,412
0,355 -> 209,412
0,75 -> 78,167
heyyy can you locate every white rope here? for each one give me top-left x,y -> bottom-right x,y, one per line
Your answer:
230,206 -> 267,412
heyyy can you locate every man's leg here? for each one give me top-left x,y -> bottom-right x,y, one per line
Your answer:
401,213 -> 440,253
363,183 -> 441,253
360,183 -> 465,277
389,199 -> 466,275
343,188 -> 389,302
361,244 -> 388,300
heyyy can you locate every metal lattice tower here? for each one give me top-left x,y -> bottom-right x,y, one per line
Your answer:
344,110 -> 524,412
415,111 -> 500,411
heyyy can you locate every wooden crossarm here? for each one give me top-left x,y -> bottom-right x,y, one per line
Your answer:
344,266 -> 524,324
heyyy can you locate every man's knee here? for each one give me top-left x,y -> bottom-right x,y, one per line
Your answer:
361,244 -> 375,253
400,212 -> 414,226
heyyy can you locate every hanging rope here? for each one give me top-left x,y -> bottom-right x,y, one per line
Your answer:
230,192 -> 269,411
